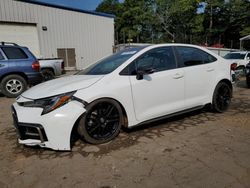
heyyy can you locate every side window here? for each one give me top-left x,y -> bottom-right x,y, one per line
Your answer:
1,47 -> 28,59
0,51 -> 4,60
136,47 -> 176,72
120,47 -> 176,75
175,46 -> 217,68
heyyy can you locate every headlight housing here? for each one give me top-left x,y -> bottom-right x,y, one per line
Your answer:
18,91 -> 76,115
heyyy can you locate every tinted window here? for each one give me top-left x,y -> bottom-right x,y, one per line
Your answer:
2,47 -> 28,59
0,51 -> 4,60
77,47 -> 145,75
130,47 -> 176,74
175,46 -> 217,67
224,53 -> 246,60
247,53 -> 250,58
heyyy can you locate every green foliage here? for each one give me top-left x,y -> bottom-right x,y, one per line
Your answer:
96,0 -> 250,49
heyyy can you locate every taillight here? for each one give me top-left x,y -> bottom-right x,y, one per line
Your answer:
61,61 -> 65,70
231,63 -> 237,71
32,60 -> 40,72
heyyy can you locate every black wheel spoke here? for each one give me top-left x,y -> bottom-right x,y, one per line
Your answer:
100,127 -> 105,137
88,124 -> 100,134
106,117 -> 119,124
105,105 -> 115,116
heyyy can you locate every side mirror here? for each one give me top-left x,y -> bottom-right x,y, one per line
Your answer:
247,57 -> 250,60
136,68 -> 155,80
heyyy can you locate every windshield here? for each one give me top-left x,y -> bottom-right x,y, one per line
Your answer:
224,53 -> 246,60
77,47 -> 146,75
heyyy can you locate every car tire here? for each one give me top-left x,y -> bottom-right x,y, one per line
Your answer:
0,74 -> 27,98
78,99 -> 123,144
247,77 -> 250,88
212,82 -> 232,113
41,69 -> 55,81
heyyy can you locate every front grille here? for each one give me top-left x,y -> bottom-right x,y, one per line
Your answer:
18,123 -> 48,141
11,105 -> 48,142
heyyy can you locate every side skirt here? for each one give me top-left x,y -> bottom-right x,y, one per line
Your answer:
129,105 -> 205,129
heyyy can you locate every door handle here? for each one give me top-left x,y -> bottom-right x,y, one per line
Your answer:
206,67 -> 214,72
173,73 -> 184,79
0,64 -> 5,68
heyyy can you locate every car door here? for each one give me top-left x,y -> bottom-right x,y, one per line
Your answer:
0,48 -> 8,75
128,47 -> 185,122
174,46 -> 217,108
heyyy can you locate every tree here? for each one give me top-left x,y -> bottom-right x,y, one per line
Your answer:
95,0 -> 250,49
155,0 -> 199,43
96,0 -> 121,15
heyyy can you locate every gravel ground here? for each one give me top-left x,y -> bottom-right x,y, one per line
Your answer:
0,80 -> 249,188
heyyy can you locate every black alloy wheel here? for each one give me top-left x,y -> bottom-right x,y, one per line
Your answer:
212,82 -> 232,113
78,99 -> 123,144
246,76 -> 250,88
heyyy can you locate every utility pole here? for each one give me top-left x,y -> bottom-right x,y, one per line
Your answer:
209,2 -> 213,32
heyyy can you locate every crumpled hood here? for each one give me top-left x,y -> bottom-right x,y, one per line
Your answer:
21,75 -> 104,99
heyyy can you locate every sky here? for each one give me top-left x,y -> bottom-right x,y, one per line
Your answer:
197,2 -> 206,14
33,0 -> 103,11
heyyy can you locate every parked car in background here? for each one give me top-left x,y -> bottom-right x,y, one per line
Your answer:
224,51 -> 250,71
39,58 -> 65,81
246,62 -> 250,87
0,42 -> 43,98
12,44 -> 233,151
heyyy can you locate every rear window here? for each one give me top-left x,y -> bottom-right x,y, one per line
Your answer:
224,53 -> 246,60
175,46 -> 217,67
1,47 -> 28,59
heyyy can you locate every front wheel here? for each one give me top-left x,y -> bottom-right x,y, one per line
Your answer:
0,75 -> 27,98
78,99 -> 123,144
212,82 -> 232,113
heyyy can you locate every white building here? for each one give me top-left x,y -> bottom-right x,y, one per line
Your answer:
0,0 -> 115,70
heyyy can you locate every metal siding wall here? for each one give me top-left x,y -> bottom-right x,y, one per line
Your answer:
0,0 -> 114,69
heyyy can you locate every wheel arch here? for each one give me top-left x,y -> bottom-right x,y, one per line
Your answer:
69,97 -> 128,148
41,67 -> 55,75
209,78 -> 233,105
0,72 -> 28,83
217,79 -> 232,92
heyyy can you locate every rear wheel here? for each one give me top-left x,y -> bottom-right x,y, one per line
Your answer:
247,77 -> 250,88
212,82 -> 232,113
0,74 -> 27,98
41,69 -> 54,81
78,99 -> 123,144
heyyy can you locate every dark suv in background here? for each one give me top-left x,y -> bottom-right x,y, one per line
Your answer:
0,42 -> 43,98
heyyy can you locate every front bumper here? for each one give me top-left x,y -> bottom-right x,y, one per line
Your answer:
11,99 -> 86,150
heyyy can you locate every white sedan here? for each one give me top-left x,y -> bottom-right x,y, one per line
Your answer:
12,44 -> 233,150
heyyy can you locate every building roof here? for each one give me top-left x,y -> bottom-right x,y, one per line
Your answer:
18,0 -> 115,19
